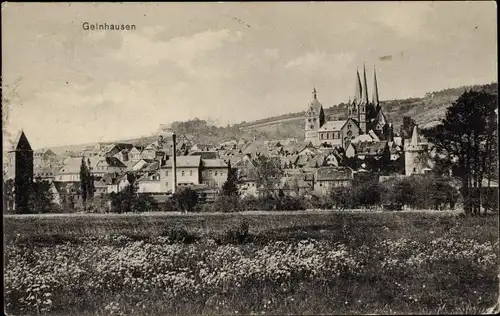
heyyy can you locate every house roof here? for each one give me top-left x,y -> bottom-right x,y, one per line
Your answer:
352,141 -> 388,156
189,151 -> 218,159
242,141 -> 270,157
137,171 -> 160,182
163,155 -> 201,168
57,158 -> 83,174
34,165 -> 58,175
316,166 -> 353,182
202,159 -> 228,168
283,173 -> 314,189
318,120 -> 347,132
96,157 -> 127,168
351,134 -> 374,144
94,179 -> 107,188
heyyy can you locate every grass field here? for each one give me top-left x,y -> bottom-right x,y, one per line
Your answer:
4,211 -> 499,315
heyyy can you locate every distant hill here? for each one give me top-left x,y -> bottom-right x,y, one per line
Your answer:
240,82 -> 498,137
40,82 -> 497,155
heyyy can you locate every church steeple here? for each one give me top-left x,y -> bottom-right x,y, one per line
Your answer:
313,87 -> 317,100
353,68 -> 362,104
372,66 -> 380,106
361,63 -> 369,105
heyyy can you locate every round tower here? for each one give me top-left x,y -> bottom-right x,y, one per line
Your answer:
404,125 -> 428,176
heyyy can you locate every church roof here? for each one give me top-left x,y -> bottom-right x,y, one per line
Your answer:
307,88 -> 323,114
318,120 -> 347,132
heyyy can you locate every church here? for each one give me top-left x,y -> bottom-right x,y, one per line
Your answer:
304,64 -> 393,148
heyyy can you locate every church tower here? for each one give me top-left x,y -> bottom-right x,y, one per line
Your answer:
359,63 -> 369,134
6,131 -> 34,213
304,87 -> 325,146
348,69 -> 362,121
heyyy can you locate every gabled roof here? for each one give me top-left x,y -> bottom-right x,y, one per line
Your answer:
189,151 -> 218,159
283,173 -> 314,189
96,157 -> 127,168
351,134 -> 374,144
34,148 -> 56,156
352,141 -> 388,156
137,171 -> 160,182
202,159 -> 228,168
163,155 -> 201,168
318,120 -> 348,132
315,166 -> 353,181
57,158 -> 83,174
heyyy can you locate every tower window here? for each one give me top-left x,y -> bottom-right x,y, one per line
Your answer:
348,124 -> 352,130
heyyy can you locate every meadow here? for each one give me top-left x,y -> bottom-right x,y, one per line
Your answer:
4,211 -> 499,315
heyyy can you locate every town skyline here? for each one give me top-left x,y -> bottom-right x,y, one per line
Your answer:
2,2 -> 497,149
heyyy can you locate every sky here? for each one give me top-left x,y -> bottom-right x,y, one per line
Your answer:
2,2 -> 497,149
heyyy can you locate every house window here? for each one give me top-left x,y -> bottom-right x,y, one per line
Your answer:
165,170 -> 168,176
182,170 -> 185,176
321,134 -> 324,140
348,124 -> 352,130
189,170 -> 193,176
310,125 -> 314,129
215,171 -> 218,176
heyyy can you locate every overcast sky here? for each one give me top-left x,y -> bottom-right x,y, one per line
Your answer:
2,2 -> 497,149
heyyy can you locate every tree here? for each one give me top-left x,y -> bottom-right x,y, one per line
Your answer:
171,187 -> 199,213
221,161 -> 239,197
400,116 -> 417,139
422,90 -> 498,216
252,156 -> 283,199
3,179 -> 15,214
27,178 -> 54,214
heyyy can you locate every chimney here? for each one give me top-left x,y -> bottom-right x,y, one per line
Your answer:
172,133 -> 177,194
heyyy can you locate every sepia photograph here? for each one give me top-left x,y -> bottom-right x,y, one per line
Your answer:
2,2 -> 499,315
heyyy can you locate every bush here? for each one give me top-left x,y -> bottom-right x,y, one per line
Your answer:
161,198 -> 181,212
209,195 -> 240,212
161,227 -> 196,243
276,194 -> 308,211
218,220 -> 251,244
171,188 -> 199,212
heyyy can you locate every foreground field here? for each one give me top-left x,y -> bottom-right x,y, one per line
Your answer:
4,211 -> 499,315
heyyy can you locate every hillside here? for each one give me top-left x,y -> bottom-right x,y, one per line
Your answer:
241,82 -> 498,136
40,82 -> 497,155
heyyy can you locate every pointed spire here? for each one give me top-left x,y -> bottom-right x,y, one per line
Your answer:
372,66 -> 379,105
361,63 -> 369,104
411,125 -> 419,146
13,130 -> 32,151
312,87 -> 317,100
353,68 -> 362,103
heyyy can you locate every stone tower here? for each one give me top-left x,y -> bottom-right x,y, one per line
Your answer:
6,131 -> 34,213
304,87 -> 325,146
404,125 -> 428,176
348,69 -> 362,121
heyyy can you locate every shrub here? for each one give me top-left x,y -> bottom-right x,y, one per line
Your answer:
211,195 -> 240,212
218,220 -> 251,244
171,188 -> 199,212
161,227 -> 196,243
